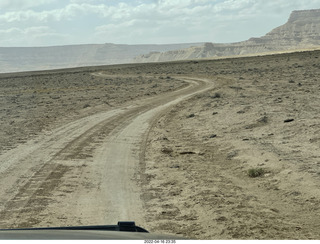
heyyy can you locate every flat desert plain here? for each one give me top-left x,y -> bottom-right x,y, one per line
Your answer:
0,50 -> 320,239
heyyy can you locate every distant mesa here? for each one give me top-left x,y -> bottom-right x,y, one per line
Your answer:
0,43 -> 204,73
1,9 -> 320,73
134,9 -> 320,63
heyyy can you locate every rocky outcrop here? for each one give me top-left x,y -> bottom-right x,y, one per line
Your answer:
134,9 -> 320,63
248,9 -> 320,46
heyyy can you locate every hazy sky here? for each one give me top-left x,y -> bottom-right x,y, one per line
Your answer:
0,0 -> 319,47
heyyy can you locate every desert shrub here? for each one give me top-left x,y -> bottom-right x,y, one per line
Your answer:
248,168 -> 264,178
211,92 -> 221,99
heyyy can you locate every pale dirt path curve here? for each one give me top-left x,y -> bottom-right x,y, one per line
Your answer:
0,75 -> 213,229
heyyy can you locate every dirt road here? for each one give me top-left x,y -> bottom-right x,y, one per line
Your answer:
0,74 -> 212,229
1,50 -> 320,239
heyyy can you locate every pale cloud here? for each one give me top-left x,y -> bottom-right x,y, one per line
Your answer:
0,0 -> 315,24
0,4 -> 88,23
0,3 -> 117,23
0,0 -> 319,46
69,0 -> 105,3
0,26 -> 69,46
0,0 -> 57,11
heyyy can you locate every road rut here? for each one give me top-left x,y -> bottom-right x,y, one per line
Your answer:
0,75 -> 213,229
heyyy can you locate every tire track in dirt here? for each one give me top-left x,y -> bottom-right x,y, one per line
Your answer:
0,75 -> 213,229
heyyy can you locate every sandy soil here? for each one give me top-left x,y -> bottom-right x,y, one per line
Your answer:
141,51 -> 320,239
0,50 -> 320,239
0,68 -> 195,228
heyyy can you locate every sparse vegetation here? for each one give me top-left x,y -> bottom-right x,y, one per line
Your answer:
2,49 -> 320,239
211,92 -> 221,98
248,168 -> 265,178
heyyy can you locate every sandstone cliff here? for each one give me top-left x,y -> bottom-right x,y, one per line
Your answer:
134,9 -> 320,63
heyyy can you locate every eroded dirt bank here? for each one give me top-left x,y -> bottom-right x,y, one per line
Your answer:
0,50 -> 320,239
